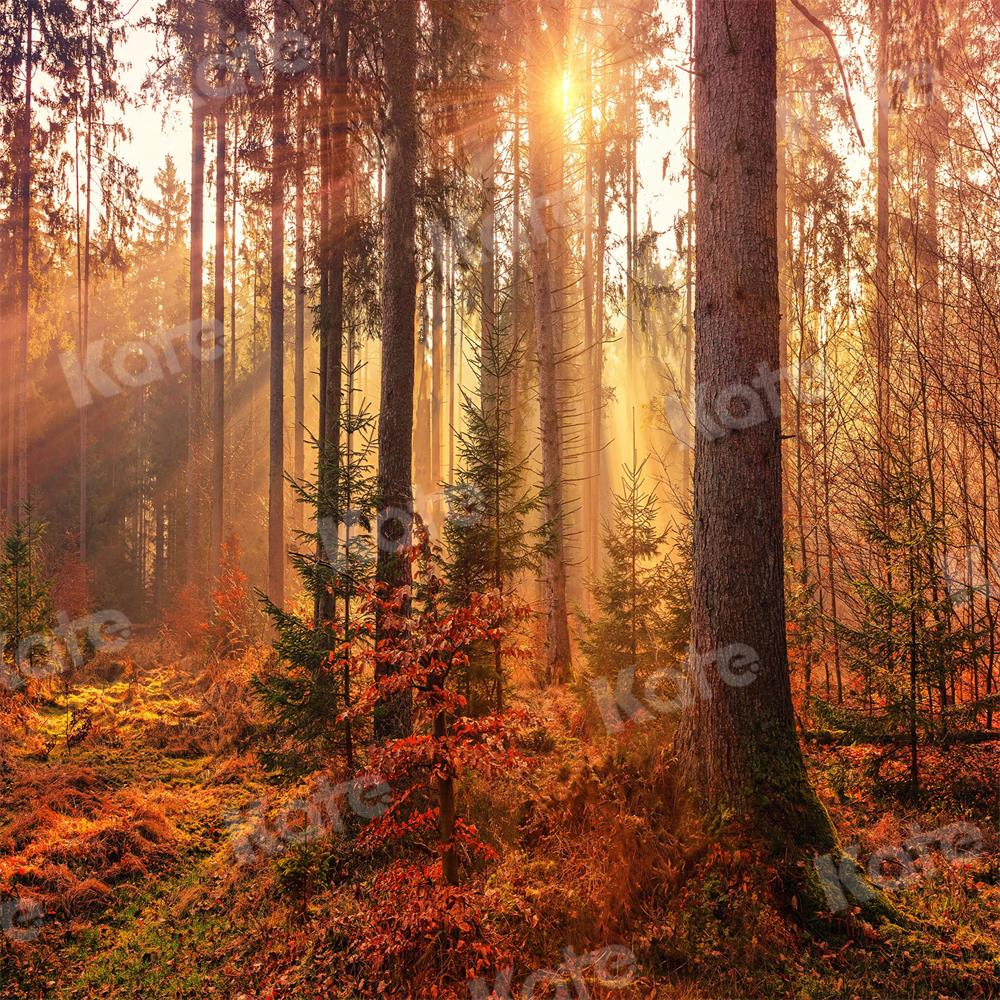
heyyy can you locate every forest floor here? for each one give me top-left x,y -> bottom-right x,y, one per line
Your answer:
1,638 -> 998,999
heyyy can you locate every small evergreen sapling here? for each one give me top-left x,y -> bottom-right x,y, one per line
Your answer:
442,327 -> 541,712
255,367 -> 377,775
837,443 -> 979,798
580,441 -> 681,690
0,502 -> 54,683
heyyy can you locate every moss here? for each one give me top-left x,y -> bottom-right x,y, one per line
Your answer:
692,721 -> 908,928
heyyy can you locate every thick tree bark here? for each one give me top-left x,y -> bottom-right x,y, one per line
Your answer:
268,0 -> 287,604
526,3 -> 572,685
374,0 -> 418,740
676,0 -> 842,869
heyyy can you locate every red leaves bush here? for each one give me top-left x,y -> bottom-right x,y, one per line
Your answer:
357,861 -> 504,998
205,535 -> 262,656
345,529 -> 531,885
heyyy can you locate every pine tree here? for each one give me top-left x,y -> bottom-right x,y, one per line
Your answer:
837,438 -> 980,798
0,501 -> 53,682
442,332 -> 540,713
580,440 -> 676,682
255,365 -> 377,775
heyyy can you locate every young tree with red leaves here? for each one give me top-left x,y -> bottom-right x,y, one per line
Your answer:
348,527 -> 529,886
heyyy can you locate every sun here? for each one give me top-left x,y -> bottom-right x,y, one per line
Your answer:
562,69 -> 573,111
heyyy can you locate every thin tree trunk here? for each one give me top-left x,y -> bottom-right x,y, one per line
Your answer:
582,53 -> 596,584
479,82 -> 497,406
374,0 -> 418,740
875,0 -> 891,491
526,3 -> 572,685
188,9 -> 206,586
434,702 -> 458,885
17,4 -> 33,513
211,97 -> 226,578
431,225 -> 444,492
268,0 -> 287,604
294,82 -> 306,534
510,68 -> 522,449
683,5 -> 695,489
448,231 -> 456,484
79,7 -> 94,560
594,59 -> 609,564
318,0 -> 349,632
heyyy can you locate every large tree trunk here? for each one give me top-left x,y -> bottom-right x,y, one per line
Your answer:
676,0 -> 841,870
188,9 -> 206,586
211,94 -> 226,579
526,2 -> 572,685
268,0 -> 287,604
374,0 -> 418,740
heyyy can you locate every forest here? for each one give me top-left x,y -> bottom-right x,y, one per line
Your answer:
0,0 -> 999,996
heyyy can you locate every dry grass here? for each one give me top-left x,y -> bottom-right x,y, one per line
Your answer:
0,764 -> 176,923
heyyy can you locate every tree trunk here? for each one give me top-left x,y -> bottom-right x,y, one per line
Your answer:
676,0 -> 843,873
448,232 -> 456,484
526,3 -> 572,685
17,4 -> 33,513
188,9 -> 206,586
317,1 -> 349,629
374,0 -> 418,740
268,0 -> 287,604
79,7 -> 94,561
212,97 -> 226,579
510,68 -> 522,453
875,0 -> 890,474
294,82 -> 306,534
431,224 -> 444,495
434,703 -> 458,885
582,53 -> 596,584
479,102 -> 497,407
